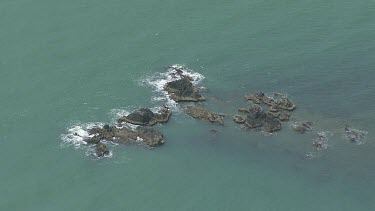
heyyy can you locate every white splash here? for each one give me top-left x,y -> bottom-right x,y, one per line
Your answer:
61,122 -> 105,148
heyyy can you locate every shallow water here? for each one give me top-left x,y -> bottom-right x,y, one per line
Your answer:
1,0 -> 375,210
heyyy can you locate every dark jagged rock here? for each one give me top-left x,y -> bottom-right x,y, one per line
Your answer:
261,114 -> 282,132
344,125 -> 367,143
234,105 -> 281,132
95,143 -> 110,157
137,127 -> 164,147
164,77 -> 205,102
292,121 -> 313,134
86,125 -> 164,148
185,106 -> 224,125
118,108 -> 171,126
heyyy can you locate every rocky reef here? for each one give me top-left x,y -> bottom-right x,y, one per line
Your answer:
234,92 -> 297,132
185,106 -> 224,125
64,65 -> 368,160
117,107 -> 171,126
164,77 -> 205,102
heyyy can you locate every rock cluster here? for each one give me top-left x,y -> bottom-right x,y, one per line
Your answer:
234,92 -> 297,132
234,105 -> 281,132
66,66 -> 366,159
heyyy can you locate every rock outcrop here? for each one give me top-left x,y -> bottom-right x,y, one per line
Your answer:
86,124 -> 164,148
185,106 -> 224,125
164,77 -> 205,102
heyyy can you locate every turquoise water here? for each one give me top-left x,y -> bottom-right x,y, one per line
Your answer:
1,0 -> 375,210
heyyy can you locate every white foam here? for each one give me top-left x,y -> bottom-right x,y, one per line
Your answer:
61,122 -> 105,148
139,64 -> 205,110
343,127 -> 368,145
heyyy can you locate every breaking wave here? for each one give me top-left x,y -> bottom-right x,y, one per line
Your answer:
61,122 -> 114,158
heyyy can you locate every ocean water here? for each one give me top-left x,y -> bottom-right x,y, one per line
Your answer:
1,0 -> 375,210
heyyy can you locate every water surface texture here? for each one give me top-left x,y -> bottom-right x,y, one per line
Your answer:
1,0 -> 375,210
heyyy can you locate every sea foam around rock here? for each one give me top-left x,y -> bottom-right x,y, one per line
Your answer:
140,64 -> 205,110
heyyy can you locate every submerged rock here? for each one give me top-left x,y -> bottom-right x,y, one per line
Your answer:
344,125 -> 367,143
164,77 -> 205,102
95,143 -> 110,157
118,108 -> 171,126
185,106 -> 224,125
86,125 -> 165,149
292,121 -> 313,134
312,132 -> 328,150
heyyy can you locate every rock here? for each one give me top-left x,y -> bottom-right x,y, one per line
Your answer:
312,132 -> 328,150
269,104 -> 279,112
185,106 -> 224,125
234,105 -> 281,132
86,125 -> 164,148
152,108 -> 172,124
261,114 -> 282,132
244,94 -> 261,104
268,110 -> 290,121
137,127 -> 165,147
292,121 -> 313,134
164,77 -> 205,102
245,92 -> 296,112
95,143 -> 110,157
118,108 -> 171,126
233,115 -> 246,123
262,95 -> 275,106
87,125 -> 116,144
278,98 -> 296,111
238,108 -> 250,113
